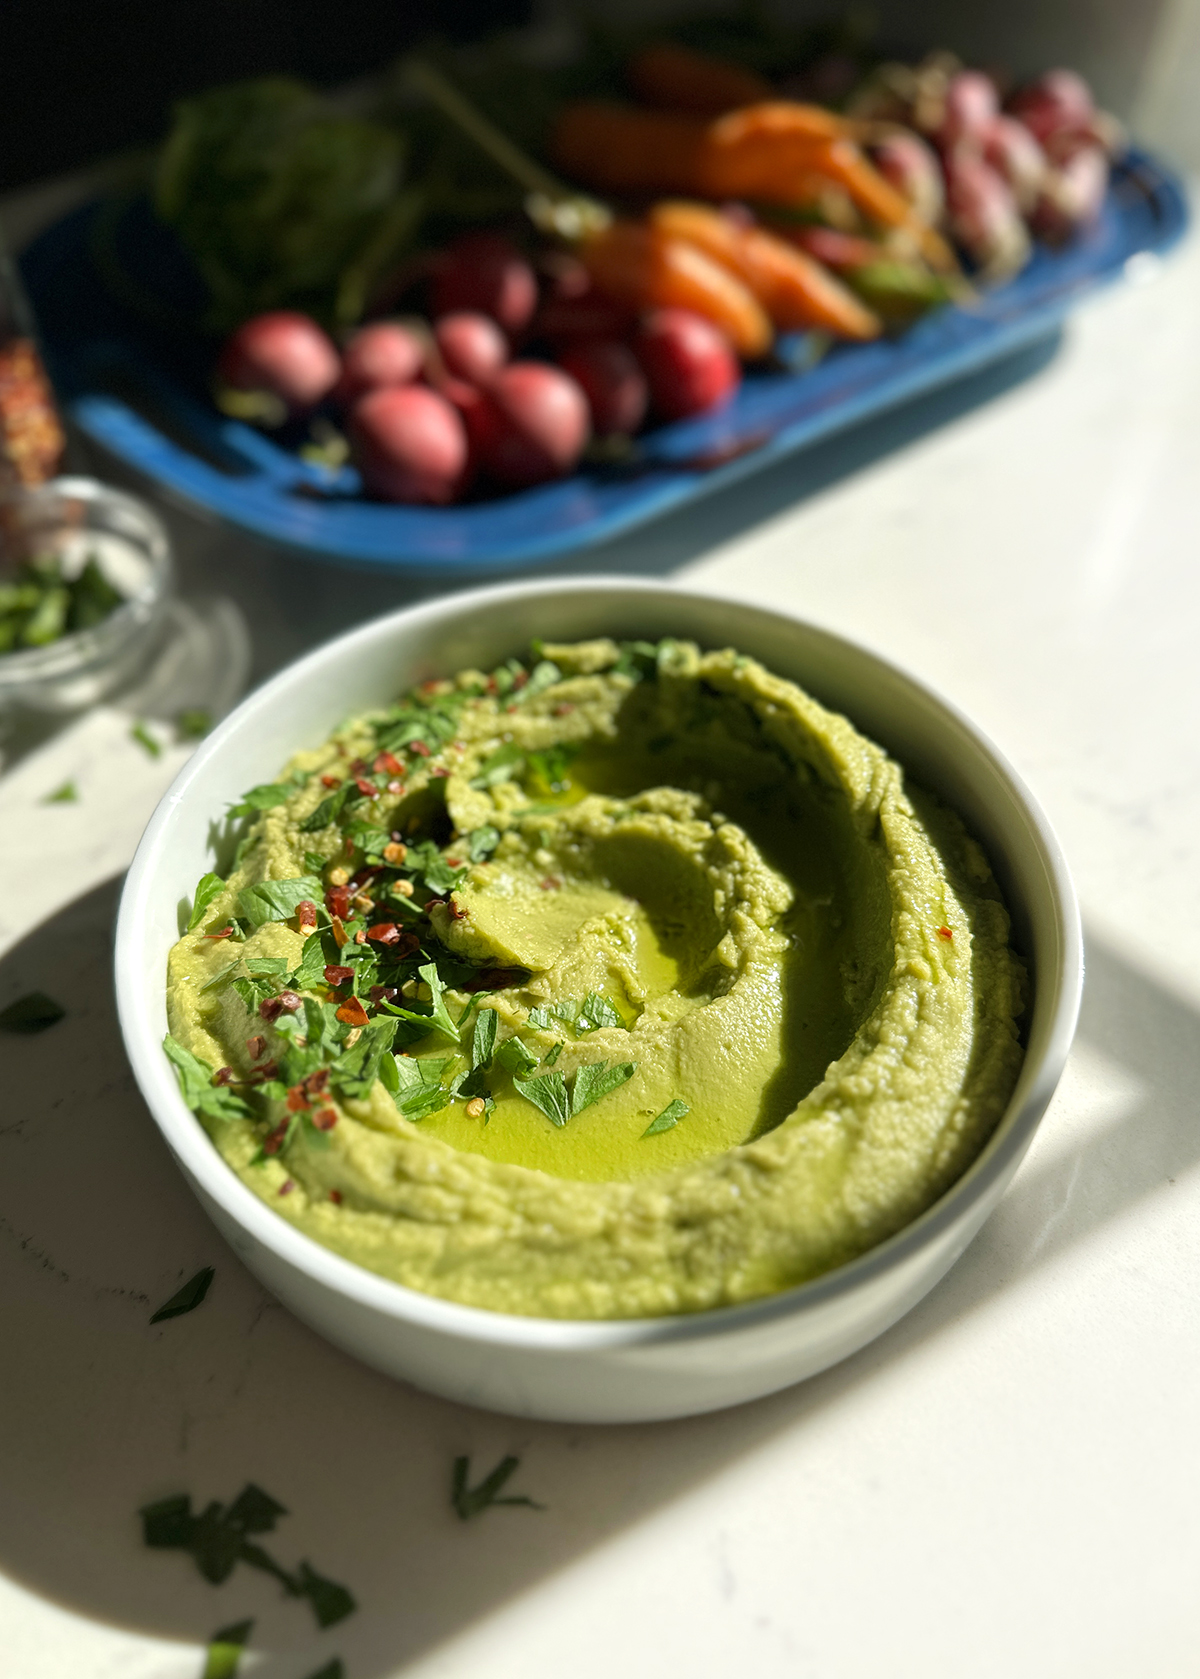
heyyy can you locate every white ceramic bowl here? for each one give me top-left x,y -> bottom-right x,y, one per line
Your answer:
115,579 -> 1082,1424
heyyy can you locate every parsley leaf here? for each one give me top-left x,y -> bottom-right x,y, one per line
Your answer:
229,776 -> 303,818
451,1454 -> 542,1520
187,872 -> 227,932
526,743 -> 577,791
238,875 -> 325,928
511,659 -> 562,704
513,1069 -> 572,1127
542,1041 -> 563,1067
203,1619 -> 253,1679
472,1007 -> 498,1070
642,1098 -> 690,1137
130,719 -> 162,758
0,990 -> 66,1034
42,778 -> 78,804
177,708 -> 212,740
381,961 -> 460,1043
495,1035 -> 537,1076
151,1266 -> 215,1322
289,930 -> 330,992
527,993 -> 623,1035
571,1060 -> 637,1115
391,1055 -> 458,1120
293,1561 -> 356,1629
331,1019 -> 398,1101
469,742 -> 525,790
466,824 -> 500,862
300,783 -> 353,832
163,1035 -> 251,1121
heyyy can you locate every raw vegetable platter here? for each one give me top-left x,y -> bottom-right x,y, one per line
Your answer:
20,150 -> 1187,573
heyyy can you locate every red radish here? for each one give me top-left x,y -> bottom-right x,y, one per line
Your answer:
1031,145 -> 1108,242
432,233 -> 538,335
334,322 -> 424,408
348,386 -> 468,504
868,131 -> 944,224
534,289 -> 635,344
634,309 -> 739,421
434,312 -> 509,385
217,312 -> 339,420
937,70 -> 999,147
466,362 -> 590,487
981,114 -> 1047,213
557,340 -> 648,435
1007,69 -> 1094,147
943,151 -> 1030,278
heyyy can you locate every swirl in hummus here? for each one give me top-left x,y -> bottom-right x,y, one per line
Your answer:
165,637 -> 1025,1319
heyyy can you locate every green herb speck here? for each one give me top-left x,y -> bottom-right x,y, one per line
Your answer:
451,1454 -> 542,1520
0,991 -> 66,1034
131,720 -> 162,758
151,1265 -> 215,1323
42,779 -> 78,804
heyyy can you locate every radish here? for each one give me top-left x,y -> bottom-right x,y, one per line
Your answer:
981,115 -> 1047,213
432,233 -> 538,335
434,313 -> 509,385
634,309 -> 740,421
942,151 -> 1030,278
557,340 -> 648,435
867,131 -> 945,224
348,385 -> 468,504
217,312 -> 340,421
334,322 -> 424,408
936,70 -> 999,148
467,362 -> 590,487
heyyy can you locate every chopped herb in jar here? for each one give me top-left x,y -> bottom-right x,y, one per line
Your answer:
0,550 -> 123,655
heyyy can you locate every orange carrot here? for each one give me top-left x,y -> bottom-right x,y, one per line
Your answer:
579,220 -> 773,358
627,42 -> 774,116
806,139 -> 959,270
551,104 -> 707,195
647,201 -> 882,339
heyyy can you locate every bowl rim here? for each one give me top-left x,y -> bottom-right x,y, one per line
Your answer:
115,574 -> 1083,1350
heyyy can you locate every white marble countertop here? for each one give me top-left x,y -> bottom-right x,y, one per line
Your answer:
2,201 -> 1198,1679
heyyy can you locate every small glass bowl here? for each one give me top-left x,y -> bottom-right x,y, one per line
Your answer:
0,476 -> 173,713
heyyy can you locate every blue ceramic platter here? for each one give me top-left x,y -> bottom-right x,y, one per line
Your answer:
20,150 -> 1187,574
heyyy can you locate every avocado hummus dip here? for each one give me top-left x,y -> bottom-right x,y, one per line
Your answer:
165,638 -> 1025,1320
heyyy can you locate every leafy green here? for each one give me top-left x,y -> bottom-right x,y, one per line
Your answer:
528,992 -> 623,1035
131,720 -> 162,759
451,1454 -> 542,1520
472,1007 -> 498,1070
229,776 -> 303,818
542,1041 -> 563,1067
0,550 -> 125,653
289,930 -> 330,993
0,991 -> 66,1034
642,1098 -> 689,1137
163,1035 -> 251,1121
151,1266 -> 215,1322
238,875 -> 324,927
513,1068 -> 572,1127
374,698 -> 461,758
331,1018 -> 398,1101
300,783 -> 354,833
202,1619 -> 253,1679
139,1481 -> 356,1628
512,659 -> 562,704
526,744 -> 577,792
345,818 -> 392,857
469,741 -> 525,790
177,708 -> 213,740
381,961 -> 459,1043
42,779 -> 78,804
391,1055 -> 458,1120
466,824 -> 500,862
156,76 -> 416,332
572,1060 -> 637,1113
495,1035 -> 538,1076
187,872 -> 227,932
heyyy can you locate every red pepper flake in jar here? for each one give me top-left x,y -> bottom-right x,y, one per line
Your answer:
312,1107 -> 338,1131
320,773 -> 341,789
410,740 -> 431,758
374,751 -> 404,776
278,1179 -> 294,1196
936,926 -> 953,941
329,1188 -> 343,1205
295,899 -> 317,929
246,1035 -> 267,1060
324,964 -> 354,986
336,996 -> 370,1027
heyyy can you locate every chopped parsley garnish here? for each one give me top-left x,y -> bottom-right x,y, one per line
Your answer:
495,1035 -> 537,1076
130,720 -> 162,758
187,871 -> 226,932
140,1483 -> 355,1628
466,824 -> 500,862
642,1099 -> 689,1137
527,993 -> 623,1035
229,773 -> 305,818
177,708 -> 213,741
151,1265 -> 215,1322
514,1059 -> 636,1128
163,1035 -> 251,1121
469,741 -> 524,791
238,875 -> 325,928
202,1619 -> 253,1679
542,1041 -> 563,1067
451,1454 -> 542,1520
42,778 -> 78,804
300,782 -> 354,832
472,1007 -> 498,1070
0,990 -> 66,1034
380,961 -> 459,1043
391,1055 -> 459,1120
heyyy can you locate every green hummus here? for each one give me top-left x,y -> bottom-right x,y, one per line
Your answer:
165,638 -> 1025,1319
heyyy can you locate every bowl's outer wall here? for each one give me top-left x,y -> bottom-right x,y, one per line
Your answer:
116,579 -> 1082,1422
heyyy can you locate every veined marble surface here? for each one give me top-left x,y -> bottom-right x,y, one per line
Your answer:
1,211 -> 1197,1679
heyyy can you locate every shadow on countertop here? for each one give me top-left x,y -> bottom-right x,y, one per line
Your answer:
74,329 -> 1065,692
0,872 -> 1192,1676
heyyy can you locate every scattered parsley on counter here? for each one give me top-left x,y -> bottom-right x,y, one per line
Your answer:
304,1663 -> 345,1679
642,1099 -> 690,1138
139,1482 -> 356,1629
177,708 -> 213,740
42,779 -> 78,804
131,720 -> 162,758
0,991 -> 66,1034
202,1619 -> 253,1679
451,1454 -> 542,1521
150,1266 -> 215,1323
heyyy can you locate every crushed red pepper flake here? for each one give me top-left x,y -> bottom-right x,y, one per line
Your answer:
329,1189 -> 343,1205
936,926 -> 953,940
286,1085 -> 310,1112
430,766 -> 450,778
295,899 -> 317,929
259,991 -> 302,1022
263,1117 -> 290,1154
336,996 -> 369,1027
246,1035 -> 267,1060
320,773 -> 341,789
354,776 -> 377,798
313,1107 -> 338,1131
330,916 -> 349,949
248,1060 -> 279,1083
374,751 -> 404,776
552,702 -> 575,717
212,1066 -> 235,1086
410,740 -> 431,757
202,926 -> 235,941
278,1178 -> 294,1196
539,877 -> 561,891
324,964 -> 353,986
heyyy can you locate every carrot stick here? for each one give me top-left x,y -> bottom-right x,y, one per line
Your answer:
648,202 -> 881,339
579,220 -> 773,357
627,43 -> 774,116
551,104 -> 707,195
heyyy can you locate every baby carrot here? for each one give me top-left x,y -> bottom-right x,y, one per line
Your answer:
580,220 -> 773,358
551,103 -> 707,195
627,42 -> 774,116
648,201 -> 882,339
